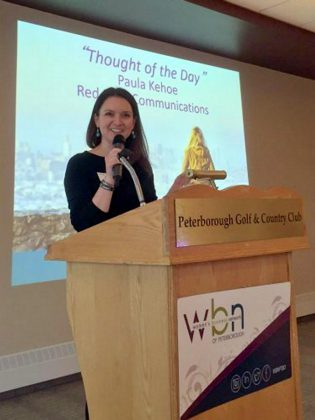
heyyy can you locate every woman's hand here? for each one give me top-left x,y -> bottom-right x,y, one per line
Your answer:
104,147 -> 122,184
105,147 -> 121,172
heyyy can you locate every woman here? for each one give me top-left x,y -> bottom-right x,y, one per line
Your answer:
64,88 -> 157,419
64,87 -> 157,232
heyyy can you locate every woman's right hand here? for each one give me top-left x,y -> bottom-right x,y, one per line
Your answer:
104,147 -> 122,183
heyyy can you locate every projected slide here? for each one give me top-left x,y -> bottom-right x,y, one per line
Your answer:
13,20 -> 248,285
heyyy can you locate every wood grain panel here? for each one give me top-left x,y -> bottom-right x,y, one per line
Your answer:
67,262 -> 176,419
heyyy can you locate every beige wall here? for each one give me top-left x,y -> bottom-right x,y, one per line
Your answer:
0,0 -> 314,359
241,68 -> 315,299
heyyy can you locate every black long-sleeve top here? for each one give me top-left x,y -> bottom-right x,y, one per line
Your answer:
64,151 -> 157,232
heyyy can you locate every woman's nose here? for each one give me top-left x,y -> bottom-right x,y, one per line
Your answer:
113,113 -> 122,125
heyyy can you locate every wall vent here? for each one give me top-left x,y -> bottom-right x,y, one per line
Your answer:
0,341 -> 79,393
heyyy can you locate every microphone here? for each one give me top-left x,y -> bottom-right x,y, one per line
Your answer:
118,148 -> 134,163
111,135 -> 145,205
112,134 -> 126,187
185,169 -> 227,180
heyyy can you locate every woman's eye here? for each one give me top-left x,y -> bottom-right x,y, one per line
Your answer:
103,111 -> 132,119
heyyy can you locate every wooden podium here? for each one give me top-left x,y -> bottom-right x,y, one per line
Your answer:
46,185 -> 308,420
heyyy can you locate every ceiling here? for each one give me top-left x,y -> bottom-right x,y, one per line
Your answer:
5,0 -> 315,80
226,0 -> 315,32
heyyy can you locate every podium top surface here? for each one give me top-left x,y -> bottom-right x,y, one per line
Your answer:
45,185 -> 309,266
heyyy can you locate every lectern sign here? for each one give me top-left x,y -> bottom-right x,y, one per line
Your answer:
177,282 -> 291,419
175,197 -> 304,247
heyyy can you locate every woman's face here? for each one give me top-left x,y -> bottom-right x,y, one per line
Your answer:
94,96 -> 136,144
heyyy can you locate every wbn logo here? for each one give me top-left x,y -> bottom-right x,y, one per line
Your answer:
183,299 -> 244,343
